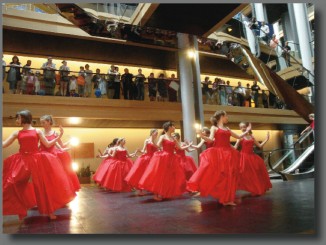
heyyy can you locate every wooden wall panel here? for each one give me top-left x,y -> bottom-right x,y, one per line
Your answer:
73,143 -> 94,158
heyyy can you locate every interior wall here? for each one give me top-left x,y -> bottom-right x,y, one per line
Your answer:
3,127 -> 282,172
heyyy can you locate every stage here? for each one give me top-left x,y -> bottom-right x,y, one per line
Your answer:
2,178 -> 315,234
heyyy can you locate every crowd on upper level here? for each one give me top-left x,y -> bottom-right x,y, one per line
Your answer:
2,55 -> 285,109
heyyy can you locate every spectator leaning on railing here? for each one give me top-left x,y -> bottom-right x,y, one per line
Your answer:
251,80 -> 261,108
41,57 -> 56,96
233,81 -> 246,106
59,60 -> 70,96
259,21 -> 270,44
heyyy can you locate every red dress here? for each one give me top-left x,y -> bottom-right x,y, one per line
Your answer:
237,138 -> 272,195
175,148 -> 197,180
187,128 -> 240,205
124,143 -> 158,189
3,129 -> 76,218
138,139 -> 186,198
204,141 -> 214,149
93,155 -> 111,185
100,149 -> 133,192
39,132 -> 80,192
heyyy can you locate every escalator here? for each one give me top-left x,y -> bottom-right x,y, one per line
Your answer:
266,129 -> 314,181
226,42 -> 314,122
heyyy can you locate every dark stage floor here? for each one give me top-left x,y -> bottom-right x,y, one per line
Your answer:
2,178 -> 315,234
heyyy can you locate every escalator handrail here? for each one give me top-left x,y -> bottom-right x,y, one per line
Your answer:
281,144 -> 314,174
266,144 -> 314,177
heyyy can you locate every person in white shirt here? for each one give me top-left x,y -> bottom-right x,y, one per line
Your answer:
234,81 -> 246,106
260,21 -> 270,44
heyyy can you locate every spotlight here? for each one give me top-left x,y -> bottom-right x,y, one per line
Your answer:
70,137 -> 80,147
69,117 -> 81,125
72,162 -> 79,172
187,50 -> 196,59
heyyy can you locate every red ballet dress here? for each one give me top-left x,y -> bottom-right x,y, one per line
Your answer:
175,148 -> 197,180
237,138 -> 272,195
93,155 -> 112,185
100,149 -> 133,192
138,139 -> 186,198
3,129 -> 76,218
39,132 -> 80,192
125,143 -> 158,189
204,141 -> 214,149
187,128 -> 240,205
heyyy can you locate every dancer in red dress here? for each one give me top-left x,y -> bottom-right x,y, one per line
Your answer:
93,138 -> 119,185
3,110 -> 76,220
125,129 -> 159,196
234,122 -> 272,196
138,121 -> 192,201
100,138 -> 137,192
39,115 -> 80,192
191,126 -> 214,151
173,132 -> 197,180
187,110 -> 251,206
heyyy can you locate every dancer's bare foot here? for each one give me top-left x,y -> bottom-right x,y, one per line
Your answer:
49,214 -> 57,220
188,191 -> 199,196
137,190 -> 146,196
223,202 -> 237,206
153,194 -> 163,201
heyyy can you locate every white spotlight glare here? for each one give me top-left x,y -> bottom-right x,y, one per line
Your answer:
70,137 -> 80,147
188,50 -> 196,59
69,117 -> 81,124
72,162 -> 79,172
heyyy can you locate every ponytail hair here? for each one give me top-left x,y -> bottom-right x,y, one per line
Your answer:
109,137 -> 119,147
210,116 -> 217,126
162,121 -> 174,132
213,110 -> 226,122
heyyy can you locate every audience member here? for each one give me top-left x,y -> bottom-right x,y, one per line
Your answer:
41,57 -> 56,96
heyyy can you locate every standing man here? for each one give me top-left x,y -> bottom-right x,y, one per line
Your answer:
134,68 -> 145,100
260,21 -> 270,44
41,57 -> 56,96
282,41 -> 292,67
107,65 -> 116,99
251,80 -> 261,108
121,68 -> 134,100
